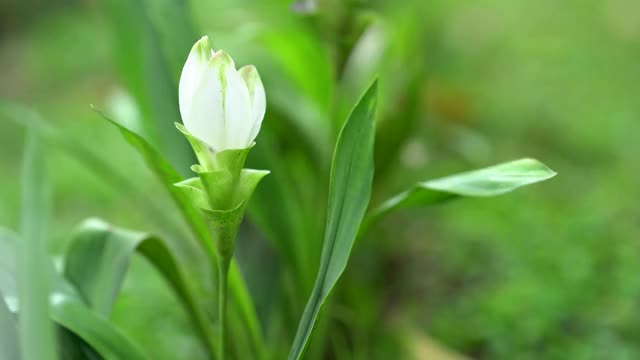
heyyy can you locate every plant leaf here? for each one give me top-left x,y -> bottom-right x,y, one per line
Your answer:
50,293 -> 149,360
368,158 -> 557,224
0,226 -> 150,360
18,128 -> 59,360
288,80 -> 378,360
63,218 -> 217,357
100,0 -> 193,173
0,102 -> 186,236
93,107 -> 215,257
0,291 -> 19,360
95,108 -> 266,358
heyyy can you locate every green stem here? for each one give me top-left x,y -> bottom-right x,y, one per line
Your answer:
228,262 -> 267,359
217,255 -> 231,360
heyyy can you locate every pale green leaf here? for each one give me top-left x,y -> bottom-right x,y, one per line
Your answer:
18,128 -> 58,360
369,158 -> 557,224
0,227 -> 150,360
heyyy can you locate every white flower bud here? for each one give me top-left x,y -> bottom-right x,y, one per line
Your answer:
179,36 -> 266,151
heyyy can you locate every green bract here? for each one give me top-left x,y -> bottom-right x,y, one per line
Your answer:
174,122 -> 269,257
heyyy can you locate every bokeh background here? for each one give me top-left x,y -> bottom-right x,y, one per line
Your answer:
2,0 -> 640,359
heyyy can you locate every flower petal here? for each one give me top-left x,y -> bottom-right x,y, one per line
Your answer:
179,36 -> 214,134
238,65 -> 266,144
183,47 -> 227,149
212,51 -> 253,149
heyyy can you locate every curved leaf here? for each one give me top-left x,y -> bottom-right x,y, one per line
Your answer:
289,80 -> 378,360
50,293 -> 149,360
93,107 -> 214,257
368,158 -> 557,225
63,218 -> 217,356
0,227 -> 150,360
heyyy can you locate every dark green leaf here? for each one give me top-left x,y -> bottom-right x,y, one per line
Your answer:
289,80 -> 378,360
19,128 -> 59,360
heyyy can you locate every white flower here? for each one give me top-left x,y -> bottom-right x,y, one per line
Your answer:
179,36 -> 266,151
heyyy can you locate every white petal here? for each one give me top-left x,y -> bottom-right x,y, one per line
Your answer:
183,48 -> 227,150
179,36 -> 215,141
238,65 -> 266,143
213,51 -> 253,149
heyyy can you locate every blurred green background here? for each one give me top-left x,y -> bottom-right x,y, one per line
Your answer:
2,0 -> 640,359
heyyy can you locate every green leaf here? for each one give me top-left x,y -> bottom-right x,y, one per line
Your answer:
0,228 -> 18,309
0,227 -> 151,360
100,0 -> 193,173
0,291 -> 19,360
289,80 -> 378,360
368,158 -> 557,225
63,218 -> 217,357
18,128 -> 59,360
93,107 -> 214,258
95,108 -> 266,358
244,129 -> 328,294
50,293 -> 150,360
0,102 -> 186,236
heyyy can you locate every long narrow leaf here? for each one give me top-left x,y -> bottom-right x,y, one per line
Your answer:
18,129 -> 58,360
289,80 -> 378,360
0,291 -> 19,360
0,102 -> 185,236
367,158 -> 557,226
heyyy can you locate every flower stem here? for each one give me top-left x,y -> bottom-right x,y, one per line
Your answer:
217,255 -> 231,360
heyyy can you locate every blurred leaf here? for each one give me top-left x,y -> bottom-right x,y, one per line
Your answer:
101,0 -> 193,174
1,226 -> 149,360
140,0 -> 198,80
63,218 -> 217,357
0,228 -> 18,309
0,291 -> 19,360
50,293 -> 149,360
18,128 -> 58,360
95,108 -> 265,357
246,132 -> 319,291
257,25 -> 334,159
261,27 -> 333,114
291,0 -> 317,14
368,158 -> 557,224
0,102 -> 185,235
338,20 -> 386,123
289,80 -> 378,360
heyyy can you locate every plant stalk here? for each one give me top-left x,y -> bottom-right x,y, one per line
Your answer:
217,255 -> 231,360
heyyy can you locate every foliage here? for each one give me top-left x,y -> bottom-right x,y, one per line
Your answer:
9,0 -> 637,359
